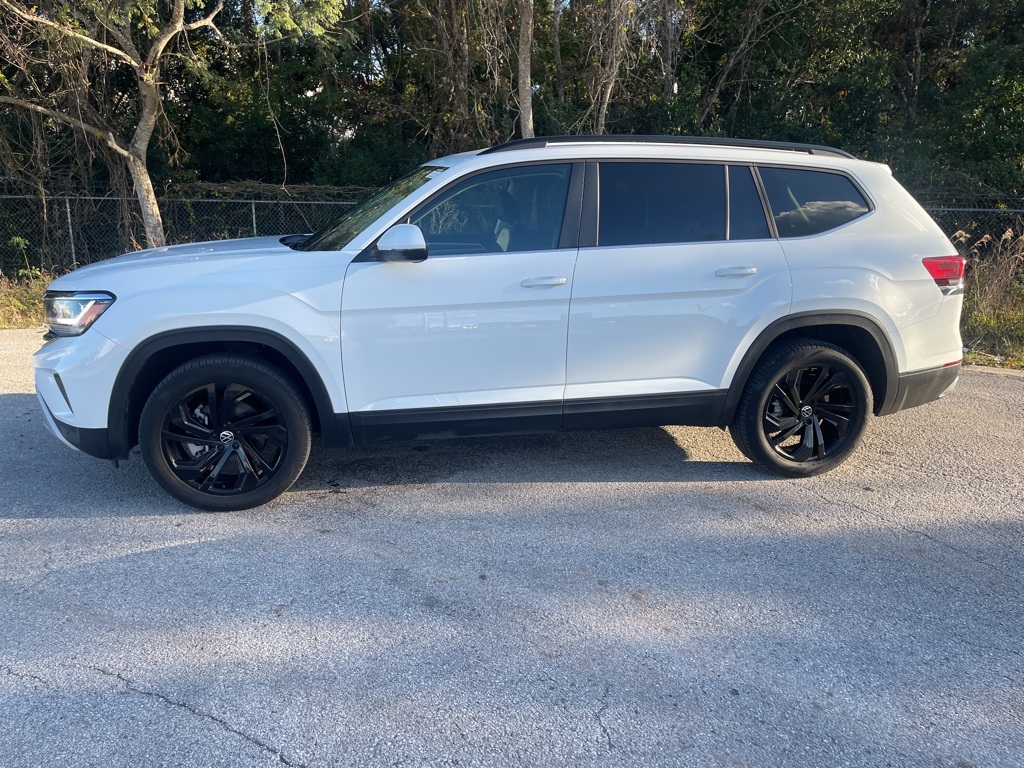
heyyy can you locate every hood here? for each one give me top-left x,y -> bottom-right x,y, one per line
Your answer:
49,235 -> 297,291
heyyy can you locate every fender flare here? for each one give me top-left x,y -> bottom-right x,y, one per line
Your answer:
106,327 -> 348,459
719,311 -> 900,427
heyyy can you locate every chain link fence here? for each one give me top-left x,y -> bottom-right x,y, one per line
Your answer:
2,194 -> 1022,277
924,208 -> 1024,252
0,196 -> 356,276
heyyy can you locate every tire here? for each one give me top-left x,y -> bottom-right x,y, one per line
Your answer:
730,339 -> 873,478
139,354 -> 312,511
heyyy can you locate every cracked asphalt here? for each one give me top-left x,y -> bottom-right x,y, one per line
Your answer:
2,326 -> 1023,767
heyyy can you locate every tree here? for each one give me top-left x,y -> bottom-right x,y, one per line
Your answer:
569,0 -> 639,134
0,0 -> 227,247
518,0 -> 535,137
0,0 -> 347,247
3,0 -> 1023,223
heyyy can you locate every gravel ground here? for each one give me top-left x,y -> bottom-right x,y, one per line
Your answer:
1,327 -> 1022,767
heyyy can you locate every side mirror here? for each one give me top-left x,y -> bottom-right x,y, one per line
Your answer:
375,224 -> 428,263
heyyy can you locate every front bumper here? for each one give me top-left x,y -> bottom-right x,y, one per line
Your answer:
34,330 -> 129,459
38,394 -> 116,459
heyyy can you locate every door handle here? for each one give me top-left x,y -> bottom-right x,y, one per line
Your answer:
715,266 -> 758,277
520,276 -> 568,288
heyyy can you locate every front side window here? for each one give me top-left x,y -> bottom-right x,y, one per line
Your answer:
598,162 -> 726,247
411,164 -> 573,256
759,167 -> 870,237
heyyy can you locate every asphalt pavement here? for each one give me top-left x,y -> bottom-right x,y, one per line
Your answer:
1,327 -> 1022,767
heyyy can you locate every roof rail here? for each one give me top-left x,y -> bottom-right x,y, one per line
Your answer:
479,135 -> 856,160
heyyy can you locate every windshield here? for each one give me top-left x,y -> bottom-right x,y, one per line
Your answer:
299,165 -> 446,251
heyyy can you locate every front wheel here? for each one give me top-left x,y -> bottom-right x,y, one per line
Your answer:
730,340 -> 873,477
139,355 -> 312,511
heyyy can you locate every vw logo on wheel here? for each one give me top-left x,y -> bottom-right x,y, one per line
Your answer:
219,430 -> 235,444
800,405 -> 813,419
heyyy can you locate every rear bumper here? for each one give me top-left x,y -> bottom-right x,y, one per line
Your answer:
884,362 -> 960,415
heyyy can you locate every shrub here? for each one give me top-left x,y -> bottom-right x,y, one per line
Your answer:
959,226 -> 1024,367
0,269 -> 51,328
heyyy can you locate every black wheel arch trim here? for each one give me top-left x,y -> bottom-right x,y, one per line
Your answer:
719,311 -> 900,427
107,327 -> 350,460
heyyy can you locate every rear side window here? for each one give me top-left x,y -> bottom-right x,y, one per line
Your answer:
728,166 -> 770,240
759,167 -> 870,237
599,162 -> 726,246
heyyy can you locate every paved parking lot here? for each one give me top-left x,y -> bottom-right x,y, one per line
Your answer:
1,327 -> 1023,767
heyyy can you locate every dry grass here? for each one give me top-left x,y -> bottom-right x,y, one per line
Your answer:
958,227 -> 1024,369
0,270 -> 50,329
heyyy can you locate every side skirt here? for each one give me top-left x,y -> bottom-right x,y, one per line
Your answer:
349,401 -> 562,444
344,391 -> 729,446
563,391 -> 727,431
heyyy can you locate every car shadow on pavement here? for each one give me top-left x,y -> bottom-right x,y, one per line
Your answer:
297,426 -> 762,493
0,392 -> 764,518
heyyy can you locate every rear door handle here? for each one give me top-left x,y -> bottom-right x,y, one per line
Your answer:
520,276 -> 568,288
715,266 -> 758,278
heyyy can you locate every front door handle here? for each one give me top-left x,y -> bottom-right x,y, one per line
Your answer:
520,276 -> 568,288
715,266 -> 758,278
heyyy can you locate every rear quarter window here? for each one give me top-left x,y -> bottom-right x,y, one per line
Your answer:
759,167 -> 870,237
728,165 -> 771,240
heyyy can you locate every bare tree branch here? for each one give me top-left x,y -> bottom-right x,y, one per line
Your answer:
185,0 -> 225,33
83,11 -> 143,64
145,0 -> 224,68
144,0 -> 187,69
0,95 -> 130,159
0,0 -> 141,69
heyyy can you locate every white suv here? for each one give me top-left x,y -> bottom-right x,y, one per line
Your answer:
34,136 -> 965,510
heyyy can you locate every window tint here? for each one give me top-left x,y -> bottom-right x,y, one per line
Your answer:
598,163 -> 725,246
759,167 -> 870,237
410,164 -> 572,256
728,166 -> 771,240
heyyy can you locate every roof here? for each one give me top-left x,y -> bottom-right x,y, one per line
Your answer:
478,135 -> 856,160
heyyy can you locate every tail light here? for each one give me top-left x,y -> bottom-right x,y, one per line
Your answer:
922,255 -> 966,296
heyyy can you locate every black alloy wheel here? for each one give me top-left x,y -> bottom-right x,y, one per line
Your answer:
731,340 -> 873,477
161,382 -> 288,495
763,363 -> 859,462
139,355 -> 311,511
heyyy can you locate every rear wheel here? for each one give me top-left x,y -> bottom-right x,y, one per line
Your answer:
730,339 -> 873,477
139,355 -> 311,511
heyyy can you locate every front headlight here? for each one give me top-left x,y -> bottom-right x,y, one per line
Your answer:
43,291 -> 116,337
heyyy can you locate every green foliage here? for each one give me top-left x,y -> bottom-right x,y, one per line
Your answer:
253,0 -> 349,38
4,0 -> 1024,200
927,40 -> 1024,196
